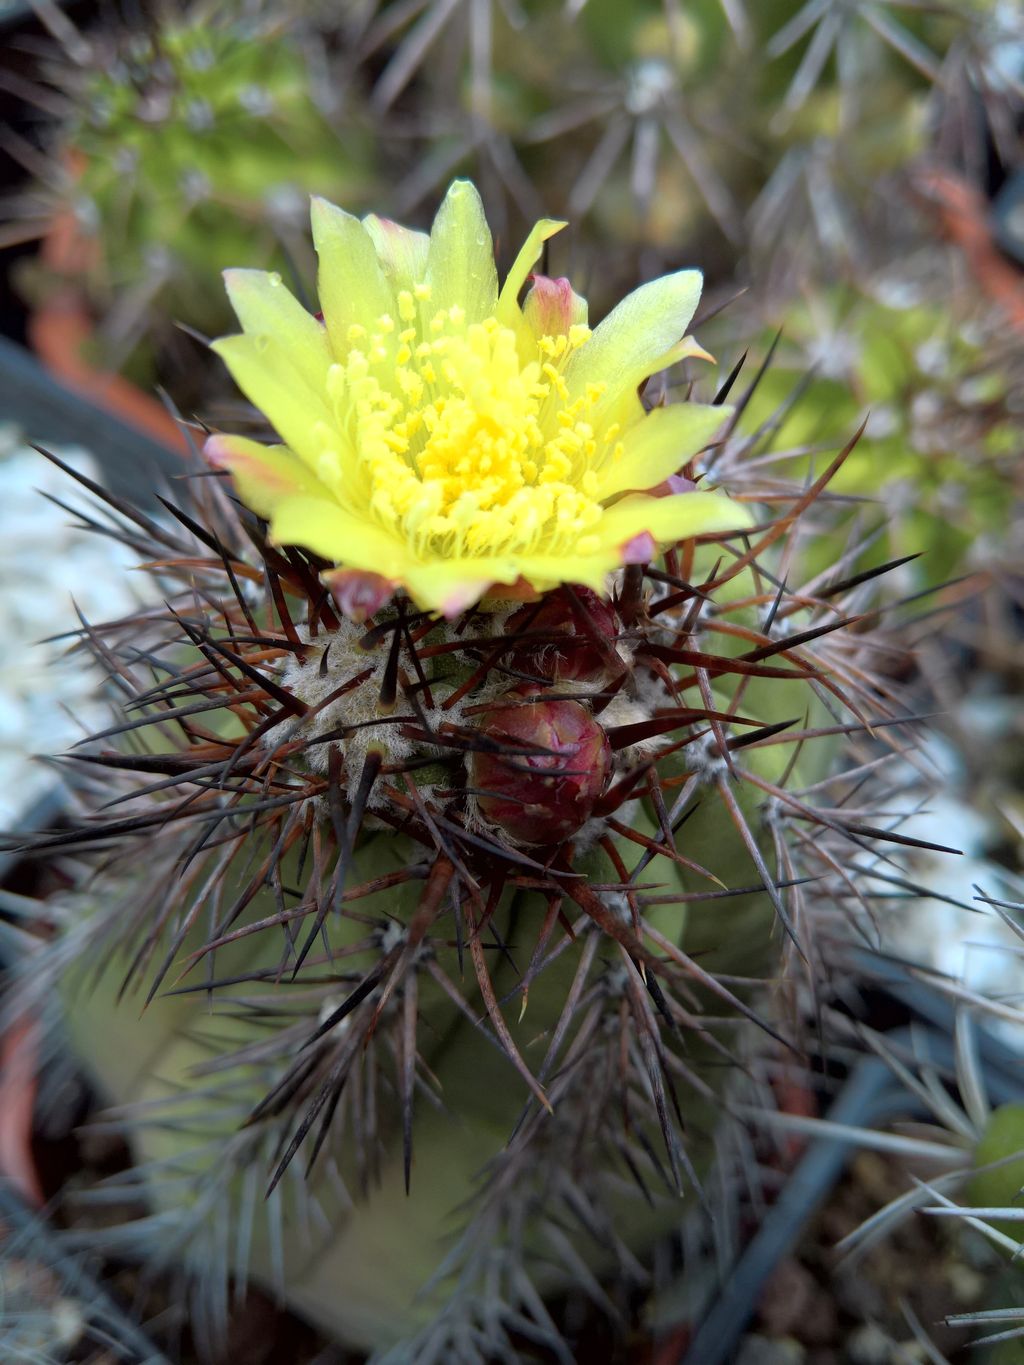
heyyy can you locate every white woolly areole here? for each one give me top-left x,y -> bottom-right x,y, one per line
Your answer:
600,672 -> 675,770
277,621 -> 414,808
272,605 -> 673,842
275,616 -> 516,812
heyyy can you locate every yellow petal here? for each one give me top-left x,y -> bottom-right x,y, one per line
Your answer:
593,403 -> 733,501
425,180 -> 499,323
269,495 -> 412,576
222,269 -> 332,393
362,214 -> 430,291
204,435 -> 333,518
567,270 -> 703,408
401,556 -> 522,617
310,197 -> 392,358
496,217 -> 567,324
507,551 -> 618,596
592,490 -> 750,558
675,335 -> 716,365
211,334 -> 334,464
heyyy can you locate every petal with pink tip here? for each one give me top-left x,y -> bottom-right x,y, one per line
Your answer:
362,214 -> 430,291
592,402 -> 732,500
203,434 -> 333,518
522,275 -> 588,338
621,531 -> 658,564
323,568 -> 397,623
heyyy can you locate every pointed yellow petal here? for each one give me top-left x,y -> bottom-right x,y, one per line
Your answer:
567,270 -> 703,401
405,543 -> 631,615
223,269 -> 332,392
204,435 -> 333,518
269,496 -> 412,576
507,552 -> 618,596
401,557 -> 522,617
496,217 -> 567,322
676,335 -> 716,364
593,403 -> 733,500
211,334 -> 334,464
425,180 -> 499,323
362,214 -> 430,290
593,490 -> 750,558
310,196 -> 391,357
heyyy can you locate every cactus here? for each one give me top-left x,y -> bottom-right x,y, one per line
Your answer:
8,0 -> 1010,382
12,2 -> 371,380
833,1008 -> 1024,1364
705,282 -> 1023,591
0,1181 -> 165,1363
336,0 -> 1010,312
4,180 -> 945,1360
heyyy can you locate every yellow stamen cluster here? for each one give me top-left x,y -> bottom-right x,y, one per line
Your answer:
315,294 -> 624,560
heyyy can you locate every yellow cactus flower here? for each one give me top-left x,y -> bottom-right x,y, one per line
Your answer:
205,180 -> 744,617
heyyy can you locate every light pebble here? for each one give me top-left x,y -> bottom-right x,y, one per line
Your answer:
0,431 -> 140,827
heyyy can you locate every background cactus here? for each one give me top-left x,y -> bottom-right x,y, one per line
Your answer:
7,1 -> 372,383
703,281 -> 1024,591
5,0 -> 1017,380
822,1010 -> 1024,1365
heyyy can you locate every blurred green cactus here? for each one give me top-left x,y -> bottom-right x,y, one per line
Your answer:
9,0 -> 1013,373
22,4 -> 372,374
711,285 -> 1021,587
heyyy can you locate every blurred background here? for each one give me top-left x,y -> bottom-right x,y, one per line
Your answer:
0,1 -> 1022,1362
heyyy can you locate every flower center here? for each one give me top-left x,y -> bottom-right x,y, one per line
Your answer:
315,292 -> 626,560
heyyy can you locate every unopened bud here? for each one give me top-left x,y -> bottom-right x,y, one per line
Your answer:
506,587 -> 619,682
470,693 -> 611,846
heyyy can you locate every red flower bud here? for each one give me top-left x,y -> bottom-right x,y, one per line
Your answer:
470,694 -> 611,846
506,587 -> 619,682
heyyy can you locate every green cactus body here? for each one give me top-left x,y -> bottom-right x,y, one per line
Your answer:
971,1105 -> 1024,1243
717,291 -> 1019,588
45,542 -> 843,1351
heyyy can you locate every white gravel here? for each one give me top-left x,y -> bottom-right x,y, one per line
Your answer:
0,426 -> 140,829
